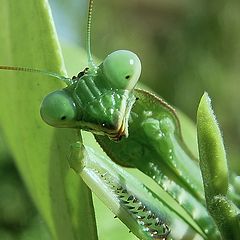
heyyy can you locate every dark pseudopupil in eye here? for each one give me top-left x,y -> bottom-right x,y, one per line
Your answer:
125,75 -> 130,79
61,116 -> 66,120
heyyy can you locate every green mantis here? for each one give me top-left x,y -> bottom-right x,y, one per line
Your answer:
0,0 -> 240,239
40,48 -> 140,140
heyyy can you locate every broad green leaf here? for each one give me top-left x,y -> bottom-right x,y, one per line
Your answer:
0,1 -> 97,240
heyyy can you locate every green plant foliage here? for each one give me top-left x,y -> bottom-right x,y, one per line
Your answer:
197,93 -> 240,239
0,1 -> 97,239
197,93 -> 229,198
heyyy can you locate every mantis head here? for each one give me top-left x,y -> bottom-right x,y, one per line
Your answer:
39,49 -> 141,136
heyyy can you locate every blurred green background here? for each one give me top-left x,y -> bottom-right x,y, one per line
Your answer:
0,0 -> 240,239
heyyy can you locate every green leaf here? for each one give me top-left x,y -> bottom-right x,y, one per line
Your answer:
197,92 -> 229,197
0,1 -> 97,240
197,92 -> 240,239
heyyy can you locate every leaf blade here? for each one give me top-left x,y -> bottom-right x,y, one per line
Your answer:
0,1 -> 97,239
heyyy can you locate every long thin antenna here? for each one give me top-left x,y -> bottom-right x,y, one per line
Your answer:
87,0 -> 97,70
0,66 -> 72,86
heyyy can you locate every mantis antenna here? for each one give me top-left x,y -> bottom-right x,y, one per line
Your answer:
86,0 -> 97,70
0,0 -> 97,83
0,66 -> 72,85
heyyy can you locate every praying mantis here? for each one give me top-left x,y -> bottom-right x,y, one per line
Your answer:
0,0 -> 240,240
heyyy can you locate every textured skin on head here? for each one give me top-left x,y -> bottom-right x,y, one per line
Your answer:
40,50 -> 141,140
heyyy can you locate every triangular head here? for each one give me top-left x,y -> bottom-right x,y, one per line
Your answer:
40,50 -> 141,140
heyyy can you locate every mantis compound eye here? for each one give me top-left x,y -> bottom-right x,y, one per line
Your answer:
40,90 -> 77,127
103,50 -> 141,90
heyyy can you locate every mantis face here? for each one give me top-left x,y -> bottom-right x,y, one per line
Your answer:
40,50 -> 141,140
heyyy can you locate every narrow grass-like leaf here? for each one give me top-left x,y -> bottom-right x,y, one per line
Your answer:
0,1 -> 97,239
